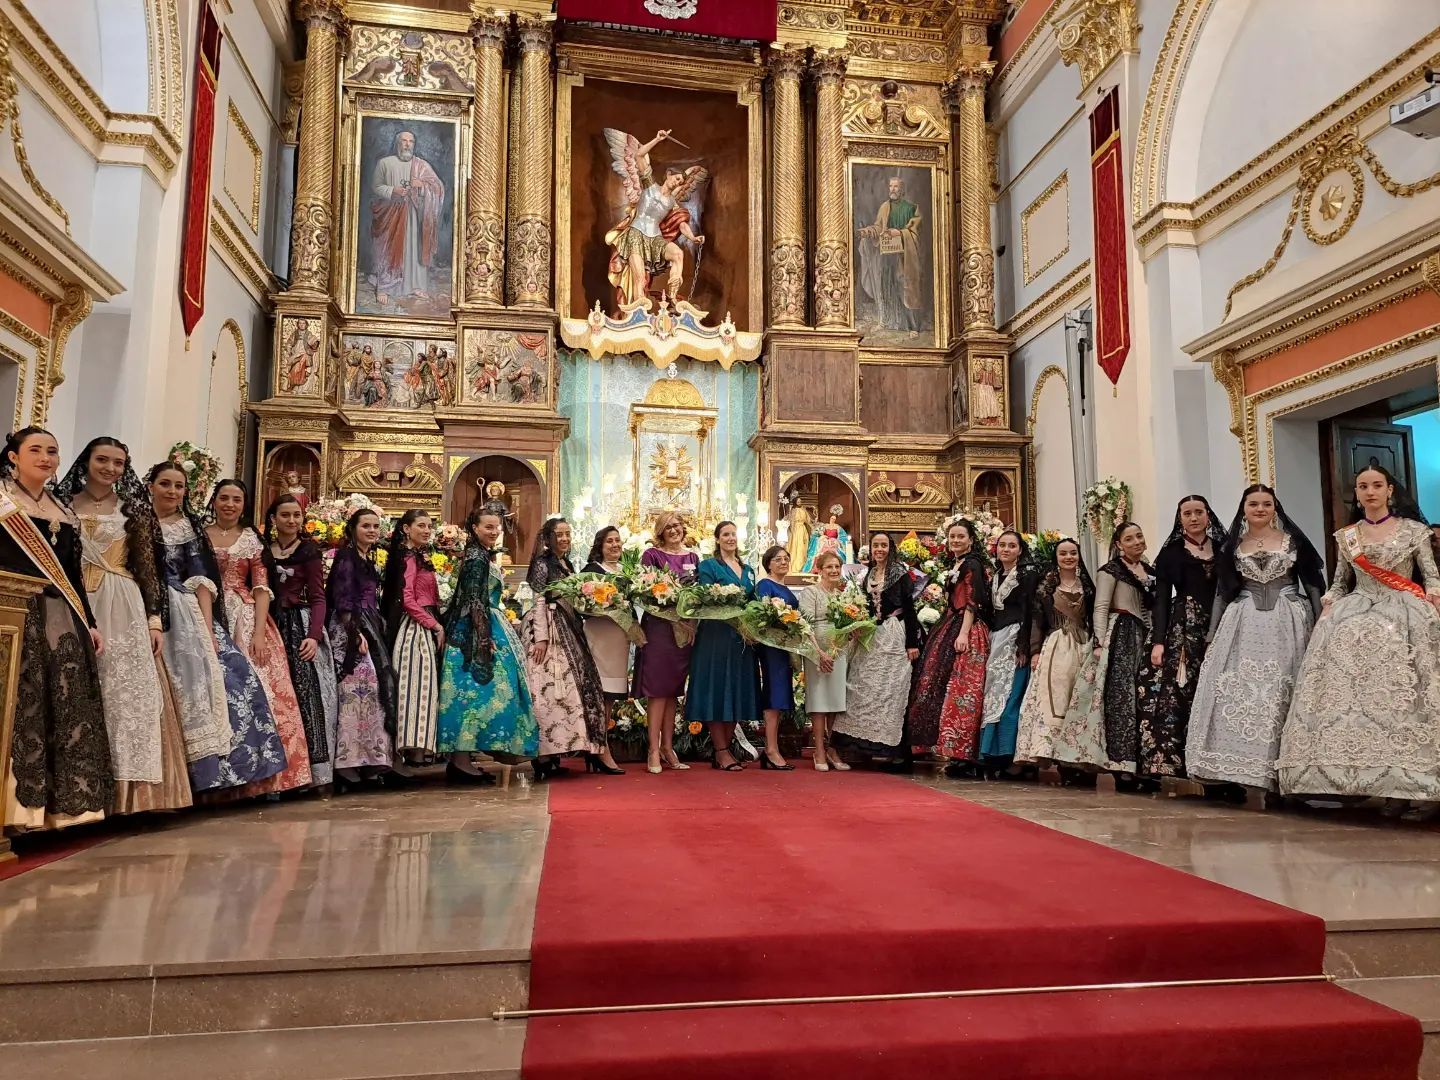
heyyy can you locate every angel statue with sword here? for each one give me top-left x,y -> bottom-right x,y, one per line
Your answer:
603,128 -> 710,311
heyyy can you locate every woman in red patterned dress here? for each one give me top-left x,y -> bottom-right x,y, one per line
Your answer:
908,517 -> 992,773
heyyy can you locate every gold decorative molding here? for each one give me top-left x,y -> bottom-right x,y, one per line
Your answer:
1211,349 -> 1244,443
770,42 -> 808,327
812,46 -> 852,327
280,60 -> 304,143
217,318 -> 249,473
0,307 -> 43,431
1223,130 -> 1440,319
1130,0 -> 1208,222
1424,253 -> 1440,297
1000,260 -> 1090,343
43,281 -> 88,392
223,99 -> 263,232
507,14 -> 553,308
1020,171 -> 1069,285
0,20 -> 68,232
143,0 -> 184,145
211,196 -> 278,302
841,78 -> 947,140
1053,0 -> 1139,93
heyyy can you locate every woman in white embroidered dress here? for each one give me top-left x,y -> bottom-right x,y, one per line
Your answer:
1277,466 -> 1440,809
1185,485 -> 1324,792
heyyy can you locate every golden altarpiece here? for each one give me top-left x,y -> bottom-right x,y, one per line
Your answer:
252,0 -> 1026,561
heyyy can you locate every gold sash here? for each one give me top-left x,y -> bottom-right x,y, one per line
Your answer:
0,489 -> 88,622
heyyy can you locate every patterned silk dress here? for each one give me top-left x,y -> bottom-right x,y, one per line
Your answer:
1278,520 -> 1440,800
909,556 -> 991,760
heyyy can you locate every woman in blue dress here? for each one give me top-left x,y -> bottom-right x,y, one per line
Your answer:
687,521 -> 760,771
755,545 -> 797,770
436,506 -> 537,782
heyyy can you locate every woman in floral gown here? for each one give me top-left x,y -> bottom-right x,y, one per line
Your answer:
436,506 -> 537,777
148,463 -> 285,792
908,517 -> 991,774
326,507 -> 395,781
521,517 -> 607,776
1278,466 -> 1440,808
206,480 -> 312,797
58,437 -> 192,813
1186,485 -> 1323,792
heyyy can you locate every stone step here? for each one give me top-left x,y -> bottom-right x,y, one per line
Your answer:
0,956 -> 528,1044
0,1018 -> 524,1080
1339,975 -> 1440,1080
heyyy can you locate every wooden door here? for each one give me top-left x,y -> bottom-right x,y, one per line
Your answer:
1322,418 -> 1416,570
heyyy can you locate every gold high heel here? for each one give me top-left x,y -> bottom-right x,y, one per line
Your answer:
662,749 -> 690,771
826,749 -> 851,772
647,750 -> 663,775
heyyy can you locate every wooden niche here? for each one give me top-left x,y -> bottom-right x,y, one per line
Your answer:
449,455 -> 544,563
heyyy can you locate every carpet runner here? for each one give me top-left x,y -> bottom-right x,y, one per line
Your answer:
521,769 -> 1421,1078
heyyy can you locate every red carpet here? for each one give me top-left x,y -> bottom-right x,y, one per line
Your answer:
523,770 -> 1421,1078
0,829 -> 106,882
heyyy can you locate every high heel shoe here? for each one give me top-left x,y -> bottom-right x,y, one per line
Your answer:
662,749 -> 690,771
813,757 -> 830,772
446,761 -> 496,786
711,752 -> 744,772
647,752 -> 663,775
825,750 -> 852,772
585,752 -> 625,776
758,753 -> 794,771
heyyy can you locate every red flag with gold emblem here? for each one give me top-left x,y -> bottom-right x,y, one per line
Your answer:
1089,86 -> 1131,388
179,4 -> 223,340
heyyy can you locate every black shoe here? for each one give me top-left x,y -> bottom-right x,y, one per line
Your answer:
758,753 -> 794,771
446,761 -> 496,786
584,752 -> 625,775
711,752 -> 744,772
943,761 -> 977,780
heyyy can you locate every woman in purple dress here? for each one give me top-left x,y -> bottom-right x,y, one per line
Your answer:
632,511 -> 699,774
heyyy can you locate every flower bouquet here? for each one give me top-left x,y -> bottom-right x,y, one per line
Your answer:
167,441 -> 222,515
1082,477 -> 1132,549
1024,528 -> 1065,564
676,581 -> 749,625
430,551 -> 458,605
824,586 -> 878,651
434,523 -> 466,557
627,566 -> 694,647
917,581 -> 946,629
305,493 -> 392,549
546,572 -> 645,645
737,595 -> 819,661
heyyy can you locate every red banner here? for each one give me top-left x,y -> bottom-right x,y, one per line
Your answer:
179,4 -> 223,340
1089,87 -> 1131,388
556,0 -> 776,42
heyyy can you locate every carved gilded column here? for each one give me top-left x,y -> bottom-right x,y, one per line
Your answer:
288,0 -> 346,296
947,60 -> 997,332
810,47 -> 850,328
769,44 -> 808,328
507,15 -> 555,308
463,10 -> 509,307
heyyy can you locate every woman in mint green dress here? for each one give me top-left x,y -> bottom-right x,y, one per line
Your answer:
436,507 -> 537,772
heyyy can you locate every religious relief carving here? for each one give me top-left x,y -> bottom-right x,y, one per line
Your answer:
770,241 -> 807,325
339,335 -> 457,412
345,26 -> 475,94
463,211 -> 505,304
290,201 -> 332,288
1054,0 -> 1140,91
842,80 -> 947,140
278,316 -> 324,397
461,328 -> 551,408
969,355 -> 1006,428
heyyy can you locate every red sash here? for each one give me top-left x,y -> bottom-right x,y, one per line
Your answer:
1341,526 -> 1426,599
0,489 -> 89,621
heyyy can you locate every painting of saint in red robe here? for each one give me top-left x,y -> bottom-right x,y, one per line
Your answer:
355,118 -> 456,318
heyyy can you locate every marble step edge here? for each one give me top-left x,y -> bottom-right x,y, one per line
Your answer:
0,1017 -> 525,1080
1340,975 -> 1440,1032
0,947 -> 531,986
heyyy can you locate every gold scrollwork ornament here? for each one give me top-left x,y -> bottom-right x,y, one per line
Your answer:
813,242 -> 851,327
464,211 -> 505,304
770,241 -> 807,325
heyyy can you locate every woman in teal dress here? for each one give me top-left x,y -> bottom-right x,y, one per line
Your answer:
435,506 -> 537,779
687,521 -> 760,771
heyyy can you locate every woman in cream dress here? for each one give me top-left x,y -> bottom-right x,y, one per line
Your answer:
58,438 -> 192,812
1016,539 -> 1093,765
798,550 -> 852,771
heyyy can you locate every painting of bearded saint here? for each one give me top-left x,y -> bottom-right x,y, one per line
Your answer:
603,128 -> 709,314
356,118 -> 456,318
854,166 -> 936,347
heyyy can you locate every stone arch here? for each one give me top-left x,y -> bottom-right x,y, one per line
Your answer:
207,319 -> 248,477
1025,365 -> 1078,534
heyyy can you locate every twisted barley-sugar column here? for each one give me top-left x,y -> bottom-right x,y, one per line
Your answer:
769,44 -> 808,328
289,0 -> 346,296
948,60 -> 997,332
811,47 -> 851,328
507,15 -> 554,308
464,12 -> 509,306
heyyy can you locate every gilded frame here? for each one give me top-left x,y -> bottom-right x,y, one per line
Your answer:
554,41 -> 765,334
845,141 -> 951,357
341,94 -> 467,323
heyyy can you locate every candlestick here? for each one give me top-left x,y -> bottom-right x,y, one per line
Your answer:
757,503 -> 770,527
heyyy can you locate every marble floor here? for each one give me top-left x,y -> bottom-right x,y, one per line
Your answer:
1,768 -> 1438,1077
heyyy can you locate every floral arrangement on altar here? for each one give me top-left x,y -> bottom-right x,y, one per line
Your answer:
305,493 -> 392,547
167,441 -> 222,514
1023,529 -> 1065,564
1081,477 -> 1133,549
896,532 -> 950,581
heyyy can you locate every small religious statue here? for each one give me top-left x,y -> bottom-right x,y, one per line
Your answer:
283,318 -> 321,395
603,128 -> 709,311
784,501 -> 812,571
803,505 -> 853,573
479,478 -> 517,560
285,470 -> 310,511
